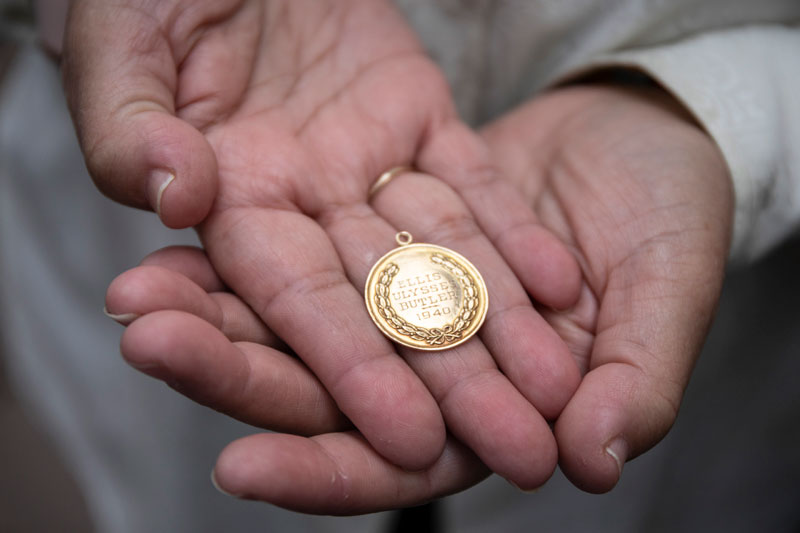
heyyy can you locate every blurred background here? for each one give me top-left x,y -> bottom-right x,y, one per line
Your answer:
1,3 -> 92,530
0,349 -> 93,532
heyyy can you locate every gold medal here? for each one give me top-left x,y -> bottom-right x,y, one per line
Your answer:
365,232 -> 489,351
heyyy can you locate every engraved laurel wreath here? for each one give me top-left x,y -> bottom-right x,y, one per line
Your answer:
374,253 -> 479,346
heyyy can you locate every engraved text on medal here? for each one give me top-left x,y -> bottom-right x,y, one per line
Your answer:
391,272 -> 459,323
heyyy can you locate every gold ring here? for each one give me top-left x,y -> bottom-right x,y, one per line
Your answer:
368,166 -> 414,199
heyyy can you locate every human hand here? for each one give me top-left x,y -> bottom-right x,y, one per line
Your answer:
106,83 -> 731,510
107,245 -> 491,513
73,0 -> 581,483
480,83 -> 733,492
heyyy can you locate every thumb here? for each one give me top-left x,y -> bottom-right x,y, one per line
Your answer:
554,241 -> 728,493
62,1 -> 217,228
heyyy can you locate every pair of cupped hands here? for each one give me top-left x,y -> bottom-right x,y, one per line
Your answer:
65,0 -> 732,514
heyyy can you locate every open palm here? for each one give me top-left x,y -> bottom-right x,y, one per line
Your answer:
482,83 -> 733,493
67,0 -> 583,489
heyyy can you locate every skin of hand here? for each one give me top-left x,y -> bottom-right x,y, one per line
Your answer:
481,83 -> 733,493
68,0 -> 582,485
107,246 -> 492,513
105,82 -> 733,511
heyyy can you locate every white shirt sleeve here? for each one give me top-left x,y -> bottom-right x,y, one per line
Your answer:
581,24 -> 800,263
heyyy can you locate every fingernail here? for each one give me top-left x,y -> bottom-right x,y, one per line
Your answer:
211,469 -> 238,498
506,478 -> 539,493
103,306 -> 139,325
604,437 -> 629,478
147,169 -> 175,218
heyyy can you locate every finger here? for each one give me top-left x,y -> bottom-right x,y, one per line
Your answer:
139,246 -> 282,345
555,254 -> 724,493
370,172 -> 580,421
418,121 -> 582,310
213,431 -> 489,515
211,292 -> 285,346
202,208 -> 445,471
122,311 -> 348,435
106,265 -> 279,346
538,282 -> 599,375
106,265 -> 219,325
141,245 -> 227,292
318,200 -> 558,489
62,1 -> 217,227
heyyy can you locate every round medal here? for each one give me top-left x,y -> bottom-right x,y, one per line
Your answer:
365,232 -> 489,351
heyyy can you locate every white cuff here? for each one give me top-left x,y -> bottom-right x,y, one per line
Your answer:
573,25 -> 800,263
